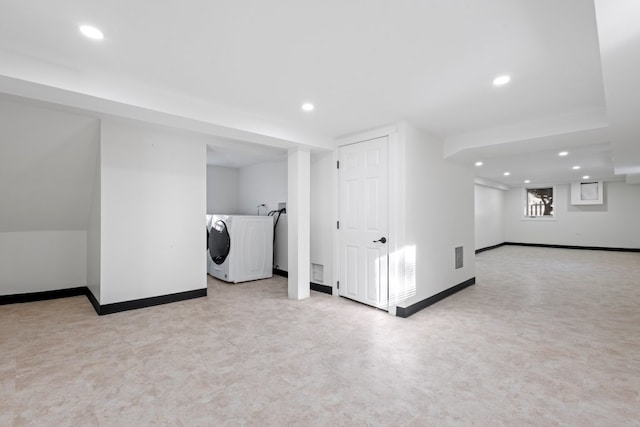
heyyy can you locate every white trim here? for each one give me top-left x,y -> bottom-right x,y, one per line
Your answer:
336,125 -> 397,147
521,216 -> 558,222
387,131 -> 399,316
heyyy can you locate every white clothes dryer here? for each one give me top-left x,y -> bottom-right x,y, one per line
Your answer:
208,215 -> 274,283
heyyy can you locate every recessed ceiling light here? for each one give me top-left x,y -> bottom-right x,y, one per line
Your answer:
493,75 -> 511,86
572,165 -> 581,170
503,172 -> 511,176
524,180 -> 531,184
475,161 -> 483,167
301,103 -> 314,112
79,25 -> 104,40
558,151 -> 569,156
582,175 -> 590,180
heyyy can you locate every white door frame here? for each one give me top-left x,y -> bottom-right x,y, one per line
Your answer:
333,125 -> 401,315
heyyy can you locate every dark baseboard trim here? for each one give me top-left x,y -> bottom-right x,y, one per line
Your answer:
475,243 -> 506,254
0,287 -> 88,306
475,242 -> 640,254
396,277 -> 476,318
273,268 -> 288,278
1,285 -> 207,316
503,242 -> 640,253
94,288 -> 207,316
86,288 -> 101,314
310,282 -> 333,295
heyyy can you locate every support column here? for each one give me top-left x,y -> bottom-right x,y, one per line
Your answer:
287,147 -> 311,300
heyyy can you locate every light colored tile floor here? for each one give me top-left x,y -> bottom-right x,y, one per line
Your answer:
1,246 -> 639,426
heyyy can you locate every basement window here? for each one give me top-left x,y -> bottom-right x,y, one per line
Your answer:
524,187 -> 554,218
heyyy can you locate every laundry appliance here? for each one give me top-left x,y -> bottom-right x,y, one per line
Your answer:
208,215 -> 274,283
206,214 -> 215,274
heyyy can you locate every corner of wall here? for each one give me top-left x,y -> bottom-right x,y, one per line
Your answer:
86,123 -> 101,303
394,122 -> 475,308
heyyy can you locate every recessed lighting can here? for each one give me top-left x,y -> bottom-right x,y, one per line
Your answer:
572,165 -> 580,170
475,161 -> 483,167
524,180 -> 530,184
503,172 -> 511,176
558,151 -> 569,156
582,175 -> 590,180
79,25 -> 104,40
301,103 -> 314,112
493,75 -> 511,86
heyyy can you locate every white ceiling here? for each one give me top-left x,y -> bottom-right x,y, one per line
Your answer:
0,0 -> 639,185
468,142 -> 614,188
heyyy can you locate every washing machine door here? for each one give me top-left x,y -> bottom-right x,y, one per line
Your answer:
209,220 -> 231,265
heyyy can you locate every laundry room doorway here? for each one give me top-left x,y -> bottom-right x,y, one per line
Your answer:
205,141 -> 289,287
337,136 -> 389,310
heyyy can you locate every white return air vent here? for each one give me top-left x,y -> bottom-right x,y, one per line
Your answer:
455,246 -> 464,270
312,263 -> 324,283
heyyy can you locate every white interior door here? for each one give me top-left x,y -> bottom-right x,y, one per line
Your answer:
337,136 -> 389,309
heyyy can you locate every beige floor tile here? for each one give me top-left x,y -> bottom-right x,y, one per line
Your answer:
1,246 -> 639,426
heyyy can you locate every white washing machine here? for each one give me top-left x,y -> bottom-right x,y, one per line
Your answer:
208,215 -> 274,283
206,214 -> 215,274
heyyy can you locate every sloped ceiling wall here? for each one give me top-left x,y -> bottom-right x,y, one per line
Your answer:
0,97 -> 99,232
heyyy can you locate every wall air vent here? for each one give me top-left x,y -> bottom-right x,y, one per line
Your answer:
312,263 -> 324,283
455,246 -> 464,270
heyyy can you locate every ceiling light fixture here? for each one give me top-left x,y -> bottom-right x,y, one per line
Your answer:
572,165 -> 581,170
475,161 -> 483,167
301,103 -> 314,112
524,180 -> 531,184
582,175 -> 590,180
503,172 -> 511,176
79,25 -> 104,40
558,151 -> 569,156
493,75 -> 511,86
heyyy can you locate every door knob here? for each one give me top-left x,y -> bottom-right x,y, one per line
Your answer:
373,237 -> 387,244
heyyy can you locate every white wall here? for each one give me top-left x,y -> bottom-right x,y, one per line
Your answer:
86,147 -> 101,301
0,231 -> 86,294
237,159 -> 288,271
475,184 -> 505,250
237,159 -> 288,214
310,151 -> 334,286
206,165 -> 239,214
0,97 -> 99,296
394,123 -> 475,309
0,98 -> 99,233
504,181 -> 640,248
99,120 -> 207,304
